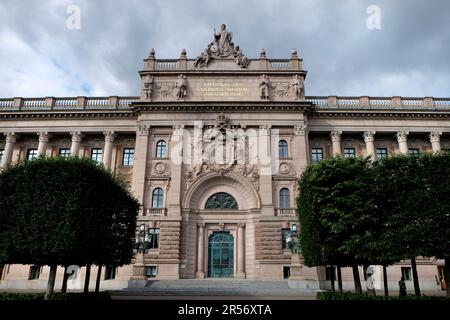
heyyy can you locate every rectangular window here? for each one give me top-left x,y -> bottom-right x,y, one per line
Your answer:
145,266 -> 157,278
408,148 -> 420,156
28,266 -> 41,280
104,265 -> 116,280
281,228 -> 291,250
344,148 -> 356,158
91,148 -> 103,163
27,149 -> 38,160
122,148 -> 135,166
325,266 -> 337,281
147,228 -> 160,249
401,267 -> 412,281
0,149 -> 4,163
59,148 -> 70,158
376,148 -> 388,159
311,148 -> 323,164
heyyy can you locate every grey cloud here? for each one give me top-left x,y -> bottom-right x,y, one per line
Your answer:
0,0 -> 449,97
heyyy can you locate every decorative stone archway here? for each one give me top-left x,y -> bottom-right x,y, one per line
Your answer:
182,172 -> 261,211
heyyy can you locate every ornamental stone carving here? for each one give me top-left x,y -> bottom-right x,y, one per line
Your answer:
37,132 -> 51,143
292,74 -> 304,100
176,74 -> 187,100
278,162 -> 296,176
330,130 -> 342,142
215,113 -> 229,130
156,81 -> 177,98
396,131 -> 409,143
154,162 -> 169,175
70,131 -> 84,142
293,124 -> 306,136
142,75 -> 154,101
137,124 -> 150,136
271,82 -> 290,98
5,132 -> 18,143
103,131 -> 116,142
259,74 -> 270,100
363,131 -> 376,143
429,131 -> 442,143
259,125 -> 271,136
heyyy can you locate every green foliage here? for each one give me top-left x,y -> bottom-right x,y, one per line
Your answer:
0,156 -> 139,267
0,291 -> 111,300
297,156 -> 375,267
316,291 -> 448,300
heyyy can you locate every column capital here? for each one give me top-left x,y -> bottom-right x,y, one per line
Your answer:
259,125 -> 271,136
293,124 -> 306,136
37,131 -> 51,143
70,131 -> 84,143
137,124 -> 150,136
363,131 -> 376,143
396,131 -> 409,143
238,223 -> 246,228
429,131 -> 442,143
197,222 -> 205,228
4,132 -> 18,143
172,125 -> 185,136
103,131 -> 117,142
330,130 -> 342,142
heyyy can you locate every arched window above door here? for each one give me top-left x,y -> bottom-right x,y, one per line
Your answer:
205,192 -> 238,210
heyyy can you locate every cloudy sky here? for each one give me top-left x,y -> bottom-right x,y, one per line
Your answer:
0,0 -> 449,98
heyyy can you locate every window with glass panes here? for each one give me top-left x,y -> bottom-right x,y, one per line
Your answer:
59,148 -> 70,158
104,265 -> 116,280
147,228 -> 160,249
409,148 -> 420,156
122,148 -> 134,166
282,228 -> 291,249
152,188 -> 164,208
278,140 -> 288,158
156,140 -> 167,158
27,149 -> 38,160
376,148 -> 388,159
279,188 -> 290,209
91,148 -> 103,162
146,266 -> 157,277
344,148 -> 356,158
0,149 -> 3,163
311,148 -> 323,164
28,266 -> 40,280
401,267 -> 412,281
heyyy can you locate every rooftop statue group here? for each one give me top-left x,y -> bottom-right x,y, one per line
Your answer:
194,24 -> 250,69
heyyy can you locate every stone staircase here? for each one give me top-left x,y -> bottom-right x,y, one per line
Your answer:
117,279 -> 319,296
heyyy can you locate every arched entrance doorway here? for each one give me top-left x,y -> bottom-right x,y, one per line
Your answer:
208,232 -> 234,278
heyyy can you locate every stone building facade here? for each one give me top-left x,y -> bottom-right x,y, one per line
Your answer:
0,27 -> 448,292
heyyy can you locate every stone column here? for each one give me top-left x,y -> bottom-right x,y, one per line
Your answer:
330,130 -> 342,156
292,124 -> 309,171
1,132 -> 18,167
259,125 -> 274,216
396,131 -> 409,154
167,126 -> 184,217
429,131 -> 442,153
237,223 -> 246,278
363,131 -> 376,160
37,132 -> 50,156
196,223 -> 205,279
131,125 -> 151,215
102,131 -> 116,170
70,131 -> 84,156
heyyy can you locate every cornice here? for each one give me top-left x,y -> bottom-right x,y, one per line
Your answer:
311,110 -> 450,119
0,110 -> 136,120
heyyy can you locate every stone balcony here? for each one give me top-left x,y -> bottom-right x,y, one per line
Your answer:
145,208 -> 167,216
274,208 -> 297,217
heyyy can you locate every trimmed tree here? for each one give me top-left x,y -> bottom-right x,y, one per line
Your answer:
298,156 -> 375,293
0,157 -> 139,299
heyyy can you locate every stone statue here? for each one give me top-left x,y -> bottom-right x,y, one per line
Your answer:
234,45 -> 250,68
292,74 -> 304,100
194,49 -> 211,68
214,24 -> 233,57
259,74 -> 270,100
176,74 -> 187,100
143,75 -> 154,100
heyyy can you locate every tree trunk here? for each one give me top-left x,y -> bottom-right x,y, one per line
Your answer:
330,266 -> 335,292
411,257 -> 421,296
95,265 -> 102,293
44,265 -> 57,300
337,266 -> 343,293
61,265 -> 69,293
444,256 -> 450,299
352,265 -> 362,293
84,264 -> 91,293
383,264 -> 389,296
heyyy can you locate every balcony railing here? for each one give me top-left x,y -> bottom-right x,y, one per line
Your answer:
268,59 -> 290,69
145,208 -> 167,216
275,208 -> 296,216
155,60 -> 178,70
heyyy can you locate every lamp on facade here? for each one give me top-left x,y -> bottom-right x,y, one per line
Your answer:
287,223 -> 299,254
135,223 -> 149,254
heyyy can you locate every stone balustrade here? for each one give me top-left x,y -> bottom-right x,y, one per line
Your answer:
275,208 -> 296,216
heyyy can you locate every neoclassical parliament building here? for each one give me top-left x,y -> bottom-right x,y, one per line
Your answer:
0,26 -> 448,292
